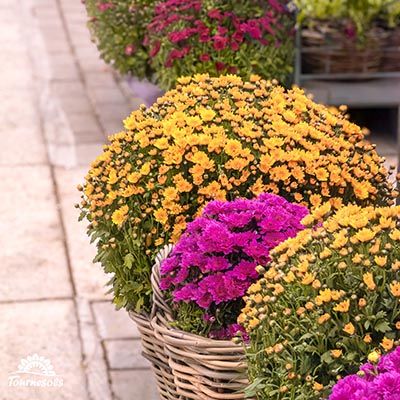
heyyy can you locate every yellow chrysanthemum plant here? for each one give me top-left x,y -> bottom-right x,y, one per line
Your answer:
79,74 -> 397,313
240,203 -> 400,400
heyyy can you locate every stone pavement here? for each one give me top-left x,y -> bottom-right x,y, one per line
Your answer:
1,0 -> 158,399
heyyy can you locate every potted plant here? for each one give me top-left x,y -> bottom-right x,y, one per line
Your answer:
241,203 -> 400,399
150,193 -> 308,398
294,0 -> 397,74
145,0 -> 296,89
84,0 -> 162,105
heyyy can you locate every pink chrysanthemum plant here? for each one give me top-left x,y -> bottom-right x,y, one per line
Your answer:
159,193 -> 308,339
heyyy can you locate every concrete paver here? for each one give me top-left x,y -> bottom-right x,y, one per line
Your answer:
0,165 -> 72,301
0,300 -> 89,400
105,339 -> 151,370
110,370 -> 159,400
92,301 -> 140,340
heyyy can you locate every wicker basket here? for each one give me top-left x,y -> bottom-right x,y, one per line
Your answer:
128,247 -> 180,399
150,246 -> 248,400
301,22 -> 388,75
382,26 -> 400,71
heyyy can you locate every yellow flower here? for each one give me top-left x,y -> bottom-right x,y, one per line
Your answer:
270,166 -> 290,182
374,255 -> 387,267
368,350 -> 380,363
334,299 -> 350,313
139,162 -> 151,175
313,382 -> 324,392
363,272 -> 376,291
199,108 -> 216,122
163,187 -> 179,201
355,228 -> 376,243
390,281 -> 400,297
153,208 -> 168,225
364,334 -> 372,344
111,205 -> 129,225
331,349 -> 342,358
224,139 -> 243,157
248,318 -> 260,329
343,322 -> 355,335
301,272 -> 315,285
381,337 -> 394,351
317,313 -> 331,324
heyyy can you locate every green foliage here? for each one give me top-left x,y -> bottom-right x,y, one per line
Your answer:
295,0 -> 400,37
241,204 -> 400,399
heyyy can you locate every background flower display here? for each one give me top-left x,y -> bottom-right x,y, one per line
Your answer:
160,193 -> 308,339
146,0 -> 295,89
294,0 -> 399,38
329,347 -> 400,400
79,74 -> 396,314
85,0 -> 156,79
240,203 -> 400,399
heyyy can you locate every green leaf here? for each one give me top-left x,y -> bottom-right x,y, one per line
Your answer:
123,253 -> 135,269
375,321 -> 391,333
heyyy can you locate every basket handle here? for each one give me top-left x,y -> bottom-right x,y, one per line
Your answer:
150,244 -> 174,320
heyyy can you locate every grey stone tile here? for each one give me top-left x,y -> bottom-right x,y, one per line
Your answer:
0,127 -> 47,165
89,87 -> 127,106
84,72 -> 118,88
76,142 -> 107,166
92,302 -> 140,340
95,103 -> 131,125
59,95 -> 93,114
0,300 -> 89,400
98,118 -> 124,135
67,113 -> 103,143
77,299 -> 112,400
105,340 -> 150,370
110,370 -> 159,400
0,166 -> 72,300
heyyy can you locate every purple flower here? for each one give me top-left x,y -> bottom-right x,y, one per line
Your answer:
160,193 -> 308,339
329,347 -> 400,399
329,375 -> 370,400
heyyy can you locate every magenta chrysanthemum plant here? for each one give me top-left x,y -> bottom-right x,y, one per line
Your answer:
160,193 -> 308,339
329,347 -> 400,400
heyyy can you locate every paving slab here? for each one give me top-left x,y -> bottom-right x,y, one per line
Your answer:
0,165 -> 72,300
54,167 -> 110,299
92,302 -> 140,340
0,300 -> 89,400
77,298 -> 112,400
110,370 -> 159,400
105,339 -> 150,370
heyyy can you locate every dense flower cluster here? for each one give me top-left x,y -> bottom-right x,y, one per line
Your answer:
85,0 -> 156,78
160,193 -> 307,338
240,203 -> 400,399
146,0 -> 295,89
330,347 -> 400,400
79,74 -> 396,312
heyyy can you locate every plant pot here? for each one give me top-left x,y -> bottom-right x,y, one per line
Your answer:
301,21 -> 388,75
150,246 -> 248,400
126,76 -> 164,107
